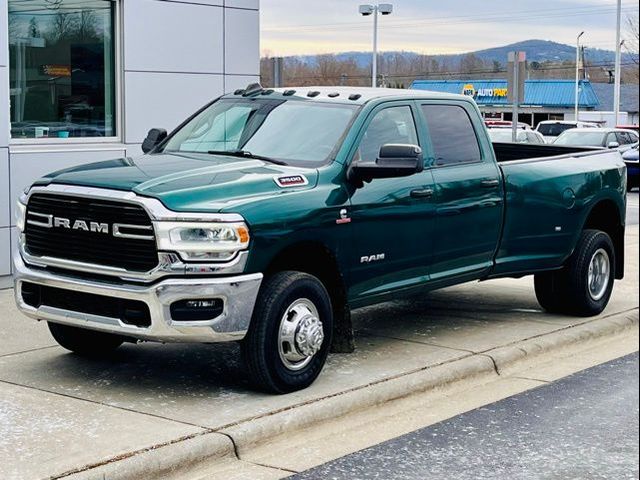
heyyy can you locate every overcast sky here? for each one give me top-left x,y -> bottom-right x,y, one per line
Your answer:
261,0 -> 639,56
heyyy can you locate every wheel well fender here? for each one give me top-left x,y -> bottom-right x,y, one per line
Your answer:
581,199 -> 625,279
264,242 -> 354,353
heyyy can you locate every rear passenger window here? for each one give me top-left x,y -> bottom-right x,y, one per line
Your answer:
421,105 -> 482,166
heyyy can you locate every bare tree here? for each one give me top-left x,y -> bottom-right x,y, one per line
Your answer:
624,14 -> 639,65
7,12 -> 23,40
76,9 -> 99,41
47,12 -> 78,43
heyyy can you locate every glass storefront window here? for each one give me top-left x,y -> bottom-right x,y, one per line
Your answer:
8,0 -> 116,140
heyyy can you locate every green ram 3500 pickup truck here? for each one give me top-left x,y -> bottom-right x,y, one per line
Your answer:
14,86 -> 627,393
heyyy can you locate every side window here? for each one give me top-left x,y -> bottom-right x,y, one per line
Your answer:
355,106 -> 418,163
606,133 -> 618,146
617,132 -> 634,145
421,105 -> 482,166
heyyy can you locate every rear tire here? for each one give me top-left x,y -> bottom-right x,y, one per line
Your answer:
534,270 -> 567,314
534,229 -> 615,317
48,322 -> 125,357
241,271 -> 333,394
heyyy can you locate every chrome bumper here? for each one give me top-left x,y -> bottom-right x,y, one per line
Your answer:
13,254 -> 263,343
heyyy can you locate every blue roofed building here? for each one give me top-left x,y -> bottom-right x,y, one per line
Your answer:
410,79 -> 601,127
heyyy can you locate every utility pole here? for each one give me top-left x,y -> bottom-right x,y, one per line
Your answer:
575,31 -> 584,122
271,57 -> 284,88
508,51 -> 526,142
614,0 -> 622,124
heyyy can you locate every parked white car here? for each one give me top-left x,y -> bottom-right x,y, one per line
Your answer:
553,128 -> 639,150
536,120 -> 600,143
488,128 -> 546,144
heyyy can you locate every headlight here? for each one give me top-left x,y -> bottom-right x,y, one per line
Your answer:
16,195 -> 27,233
155,221 -> 250,261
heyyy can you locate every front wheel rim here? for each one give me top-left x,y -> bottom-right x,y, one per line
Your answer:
278,298 -> 324,371
587,248 -> 611,301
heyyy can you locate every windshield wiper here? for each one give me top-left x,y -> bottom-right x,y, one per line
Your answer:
207,149 -> 287,165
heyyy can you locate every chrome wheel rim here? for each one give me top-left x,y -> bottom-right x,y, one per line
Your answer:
587,248 -> 610,301
278,298 -> 324,371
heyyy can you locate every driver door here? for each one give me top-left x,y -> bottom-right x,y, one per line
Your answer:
347,102 -> 436,303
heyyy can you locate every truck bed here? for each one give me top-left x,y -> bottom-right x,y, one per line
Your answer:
492,142 -> 598,163
491,146 -> 626,278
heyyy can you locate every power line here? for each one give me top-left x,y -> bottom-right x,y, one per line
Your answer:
279,61 -> 638,81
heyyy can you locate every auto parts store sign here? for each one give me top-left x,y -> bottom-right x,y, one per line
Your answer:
462,84 -> 508,99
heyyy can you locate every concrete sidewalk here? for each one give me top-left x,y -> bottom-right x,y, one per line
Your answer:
1,226 -> 638,480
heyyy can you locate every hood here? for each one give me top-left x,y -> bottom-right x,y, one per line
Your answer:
34,152 -> 319,212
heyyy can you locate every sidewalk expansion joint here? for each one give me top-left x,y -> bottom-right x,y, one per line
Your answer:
510,375 -> 550,384
357,331 -> 476,354
0,345 -> 58,358
218,431 -> 241,459
476,307 -> 639,357
478,353 -> 501,376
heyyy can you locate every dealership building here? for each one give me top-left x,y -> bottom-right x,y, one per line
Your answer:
0,0 -> 260,281
411,79 -> 638,126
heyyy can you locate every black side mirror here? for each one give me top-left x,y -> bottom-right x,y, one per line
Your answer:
349,144 -> 423,184
142,128 -> 168,153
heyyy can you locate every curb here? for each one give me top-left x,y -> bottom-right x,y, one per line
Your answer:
221,354 -> 495,453
488,308 -> 639,374
63,308 -> 639,479
62,432 -> 234,480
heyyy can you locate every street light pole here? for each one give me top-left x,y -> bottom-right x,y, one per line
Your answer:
372,5 -> 378,88
614,0 -> 622,125
360,4 -> 393,88
575,31 -> 584,122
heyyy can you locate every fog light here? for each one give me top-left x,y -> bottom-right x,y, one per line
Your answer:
170,298 -> 224,321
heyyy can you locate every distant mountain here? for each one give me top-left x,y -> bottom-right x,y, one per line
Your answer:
288,40 -> 632,68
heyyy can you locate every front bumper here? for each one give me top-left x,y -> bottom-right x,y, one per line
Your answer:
13,254 -> 263,343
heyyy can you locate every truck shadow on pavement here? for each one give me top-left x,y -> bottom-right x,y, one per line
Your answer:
13,283 -> 545,395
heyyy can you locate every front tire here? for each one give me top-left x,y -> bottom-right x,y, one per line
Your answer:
48,322 -> 125,356
534,229 -> 615,317
241,271 -> 333,394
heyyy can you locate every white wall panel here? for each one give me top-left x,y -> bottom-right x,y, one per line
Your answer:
124,0 -> 223,74
124,71 -> 223,144
225,0 -> 259,9
224,74 -> 260,94
0,228 -> 10,276
0,148 -> 9,227
8,147 -> 126,224
0,66 -> 8,147
0,0 -> 7,66
224,8 -> 260,75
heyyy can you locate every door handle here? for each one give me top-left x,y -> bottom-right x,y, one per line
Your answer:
481,179 -> 500,188
410,188 -> 434,198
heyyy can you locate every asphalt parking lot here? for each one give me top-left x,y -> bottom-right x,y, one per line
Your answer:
0,201 -> 638,480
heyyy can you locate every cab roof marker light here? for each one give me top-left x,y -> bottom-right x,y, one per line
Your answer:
283,90 -> 296,96
307,91 -> 321,98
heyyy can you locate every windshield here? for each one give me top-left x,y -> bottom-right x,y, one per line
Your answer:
162,98 -> 359,166
553,131 -> 606,147
488,129 -> 527,143
536,123 -> 576,136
